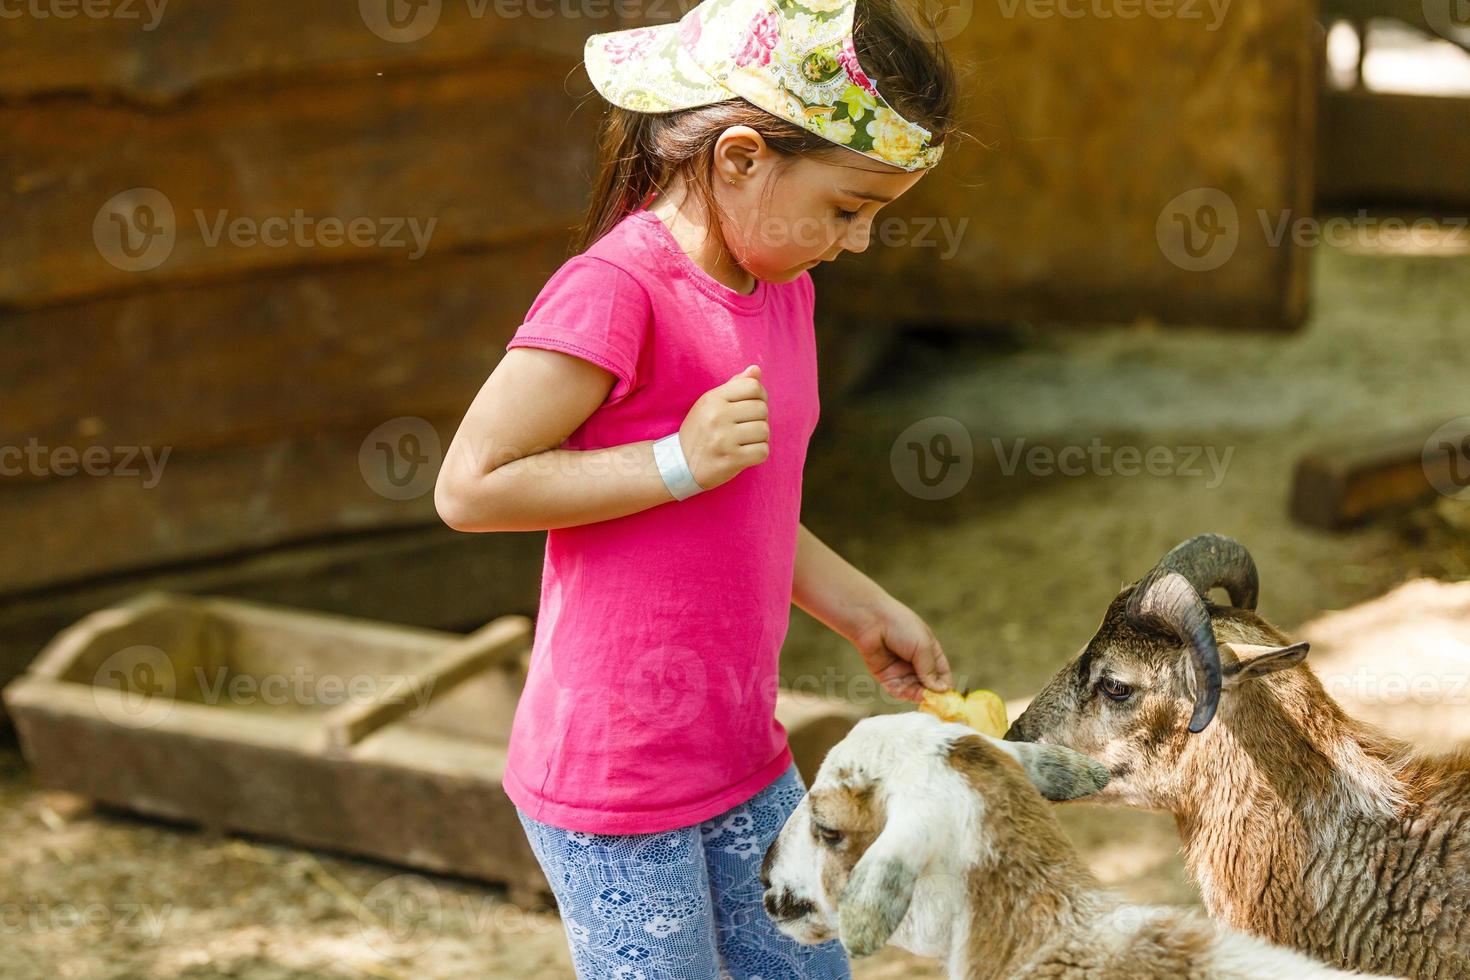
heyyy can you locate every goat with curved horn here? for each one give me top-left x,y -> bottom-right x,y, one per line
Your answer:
1125,534 -> 1259,733
1154,532 -> 1260,611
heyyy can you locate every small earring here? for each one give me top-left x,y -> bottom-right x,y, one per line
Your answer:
728,177 -> 736,184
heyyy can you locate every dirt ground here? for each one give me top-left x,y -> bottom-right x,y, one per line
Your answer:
3,223 -> 1468,979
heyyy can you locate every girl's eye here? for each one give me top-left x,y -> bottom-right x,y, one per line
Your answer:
813,823 -> 844,845
1097,676 -> 1134,702
834,207 -> 861,222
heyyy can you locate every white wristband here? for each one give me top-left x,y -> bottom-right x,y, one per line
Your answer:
652,432 -> 705,501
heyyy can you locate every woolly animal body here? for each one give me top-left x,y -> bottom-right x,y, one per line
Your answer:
1008,534 -> 1470,978
760,712 -> 1391,979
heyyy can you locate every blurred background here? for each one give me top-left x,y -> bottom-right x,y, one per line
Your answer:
2,0 -> 1469,977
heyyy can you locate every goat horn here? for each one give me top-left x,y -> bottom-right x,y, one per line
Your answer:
1127,567 -> 1223,733
1154,533 -> 1260,611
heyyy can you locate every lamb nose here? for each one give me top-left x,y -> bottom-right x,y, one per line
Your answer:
762,890 -> 781,917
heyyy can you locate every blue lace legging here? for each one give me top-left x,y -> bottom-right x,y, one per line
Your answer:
514,761 -> 853,980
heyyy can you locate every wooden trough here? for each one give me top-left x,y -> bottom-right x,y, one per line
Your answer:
2,593 -> 866,905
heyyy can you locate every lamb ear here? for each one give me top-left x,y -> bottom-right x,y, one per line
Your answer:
1220,641 -> 1309,688
837,845 -> 917,957
991,738 -> 1111,801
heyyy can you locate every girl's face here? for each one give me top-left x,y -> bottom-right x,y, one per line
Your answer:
714,130 -> 928,284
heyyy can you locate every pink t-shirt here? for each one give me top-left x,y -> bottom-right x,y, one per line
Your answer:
500,207 -> 820,834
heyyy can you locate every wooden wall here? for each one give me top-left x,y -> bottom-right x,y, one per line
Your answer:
0,0 -> 1318,710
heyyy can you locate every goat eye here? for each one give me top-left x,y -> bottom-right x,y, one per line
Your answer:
1097,676 -> 1134,702
813,823 -> 844,846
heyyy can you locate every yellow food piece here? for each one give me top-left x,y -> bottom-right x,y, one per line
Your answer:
918,688 -> 1008,738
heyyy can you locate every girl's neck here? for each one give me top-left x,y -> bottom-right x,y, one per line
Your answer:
646,187 -> 758,296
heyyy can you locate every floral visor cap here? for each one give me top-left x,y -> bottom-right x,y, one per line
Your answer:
584,0 -> 944,172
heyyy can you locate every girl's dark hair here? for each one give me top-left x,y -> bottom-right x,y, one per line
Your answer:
571,0 -> 960,254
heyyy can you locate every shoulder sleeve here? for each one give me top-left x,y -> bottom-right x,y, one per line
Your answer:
505,254 -> 651,406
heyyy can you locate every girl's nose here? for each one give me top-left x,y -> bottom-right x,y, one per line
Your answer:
844,219 -> 873,254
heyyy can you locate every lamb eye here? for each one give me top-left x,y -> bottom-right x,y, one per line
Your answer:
1097,676 -> 1134,702
813,823 -> 844,846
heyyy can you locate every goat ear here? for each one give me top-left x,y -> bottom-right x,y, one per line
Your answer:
1220,641 -> 1309,688
837,846 -> 917,957
998,740 -> 1111,801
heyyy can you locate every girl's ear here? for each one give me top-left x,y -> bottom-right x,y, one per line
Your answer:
712,126 -> 768,184
1220,641 -> 1310,688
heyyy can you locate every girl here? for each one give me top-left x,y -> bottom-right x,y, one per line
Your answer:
435,0 -> 958,976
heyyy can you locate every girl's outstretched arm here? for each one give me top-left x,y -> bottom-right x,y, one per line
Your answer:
435,348 -> 767,532
791,522 -> 954,703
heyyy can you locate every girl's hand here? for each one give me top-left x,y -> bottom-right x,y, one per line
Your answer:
678,364 -> 770,490
850,598 -> 954,704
